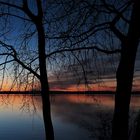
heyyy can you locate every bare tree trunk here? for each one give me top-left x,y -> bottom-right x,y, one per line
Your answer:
112,44 -> 137,140
22,0 -> 54,139
36,21 -> 54,140
112,1 -> 140,140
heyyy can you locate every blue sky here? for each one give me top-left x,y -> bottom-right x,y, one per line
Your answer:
0,0 -> 140,91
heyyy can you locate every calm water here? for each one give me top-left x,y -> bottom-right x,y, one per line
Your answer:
0,94 -> 139,140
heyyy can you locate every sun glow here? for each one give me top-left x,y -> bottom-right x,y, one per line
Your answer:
1,77 -> 140,92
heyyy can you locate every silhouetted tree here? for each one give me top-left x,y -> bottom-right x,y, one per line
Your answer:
0,0 -> 54,139
111,1 -> 140,139
45,0 -> 140,139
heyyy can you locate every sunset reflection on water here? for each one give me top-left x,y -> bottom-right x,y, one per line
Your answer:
0,94 -> 45,140
0,94 -> 139,140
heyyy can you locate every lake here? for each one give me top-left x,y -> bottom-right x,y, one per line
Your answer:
0,94 -> 139,140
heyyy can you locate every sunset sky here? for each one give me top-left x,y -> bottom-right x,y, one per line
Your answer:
0,0 -> 140,92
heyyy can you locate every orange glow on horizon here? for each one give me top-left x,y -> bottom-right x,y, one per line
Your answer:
49,80 -> 117,92
1,78 -> 140,92
50,80 -> 140,92
50,86 -> 115,92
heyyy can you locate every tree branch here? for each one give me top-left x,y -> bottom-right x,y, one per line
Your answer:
107,1 -> 132,43
46,46 -> 121,58
101,0 -> 131,23
22,0 -> 37,22
46,22 -> 109,39
36,0 -> 43,18
0,1 -> 23,11
110,24 -> 126,43
14,57 -> 40,80
0,59 -> 14,66
0,12 -> 31,21
0,41 -> 40,79
109,13 -> 127,43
